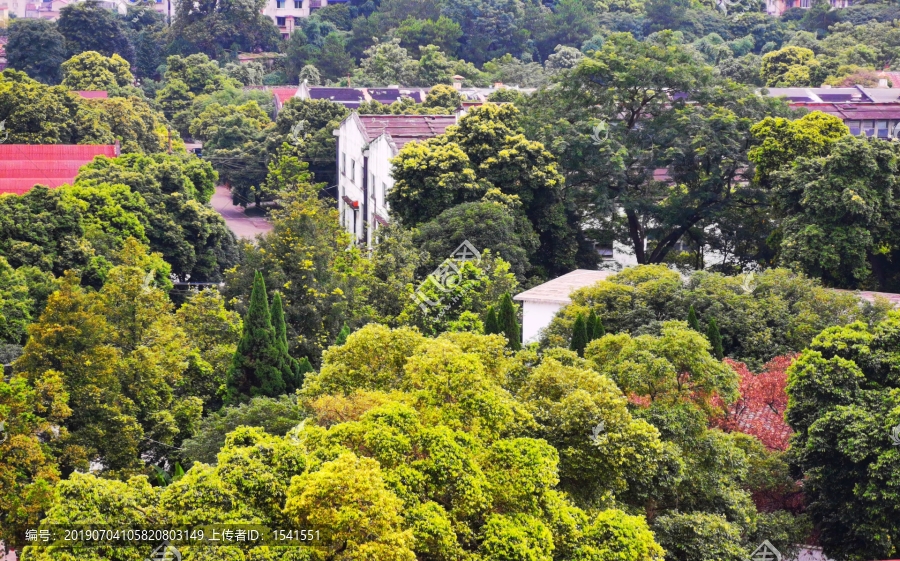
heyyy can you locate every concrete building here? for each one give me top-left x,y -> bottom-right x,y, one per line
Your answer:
262,0 -> 347,38
513,269 -> 614,344
334,113 -> 457,246
760,85 -> 900,137
765,0 -> 850,17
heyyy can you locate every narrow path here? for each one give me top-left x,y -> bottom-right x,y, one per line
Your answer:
211,185 -> 273,240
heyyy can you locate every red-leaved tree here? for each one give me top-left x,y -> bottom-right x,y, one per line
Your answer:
715,355 -> 796,451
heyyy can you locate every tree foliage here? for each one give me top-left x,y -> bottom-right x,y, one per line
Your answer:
785,313 -> 900,561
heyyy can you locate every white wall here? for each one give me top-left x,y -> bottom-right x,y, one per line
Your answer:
336,118 -> 366,244
366,135 -> 396,243
521,301 -> 564,344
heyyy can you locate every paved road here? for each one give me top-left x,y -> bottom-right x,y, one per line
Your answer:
211,185 -> 272,240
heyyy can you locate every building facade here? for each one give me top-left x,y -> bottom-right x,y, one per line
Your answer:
765,0 -> 851,16
334,113 -> 457,247
262,0 -> 347,38
760,85 -> 900,137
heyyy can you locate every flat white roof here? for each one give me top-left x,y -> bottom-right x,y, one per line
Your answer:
514,269 -> 614,305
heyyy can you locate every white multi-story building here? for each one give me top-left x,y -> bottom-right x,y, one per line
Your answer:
263,0 -> 347,38
334,113 -> 457,246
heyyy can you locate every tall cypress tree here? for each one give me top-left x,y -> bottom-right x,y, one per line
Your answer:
226,271 -> 287,402
595,313 -> 606,339
484,306 -> 499,335
497,293 -> 521,351
587,309 -> 605,341
271,292 -> 302,391
570,314 -> 589,357
706,318 -> 724,360
687,305 -> 701,331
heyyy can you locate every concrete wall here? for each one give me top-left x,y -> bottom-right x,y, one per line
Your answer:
366,135 -> 396,243
336,118 -> 366,244
522,301 -> 564,344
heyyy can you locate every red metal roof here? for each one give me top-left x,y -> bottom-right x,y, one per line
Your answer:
271,87 -> 298,110
357,115 -> 456,149
0,144 -> 119,195
791,102 -> 900,120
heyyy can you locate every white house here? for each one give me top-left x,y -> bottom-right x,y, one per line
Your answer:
262,0 -> 349,37
513,269 -> 614,344
334,113 -> 457,246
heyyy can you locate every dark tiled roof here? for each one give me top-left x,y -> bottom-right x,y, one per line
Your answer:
366,88 -> 424,104
357,115 -> 456,149
310,87 -> 367,103
0,144 -> 118,195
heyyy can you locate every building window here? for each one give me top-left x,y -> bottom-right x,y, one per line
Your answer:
351,159 -> 356,181
596,241 -> 614,260
847,120 -> 861,136
276,16 -> 286,25
370,173 -> 376,203
341,152 -> 346,175
294,0 -> 302,7
877,120 -> 889,138
862,120 -> 875,137
800,0 -> 810,6
382,182 -> 387,205
276,0 -> 285,7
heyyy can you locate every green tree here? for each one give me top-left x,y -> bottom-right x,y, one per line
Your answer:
181,394 -> 303,464
57,1 -> 134,61
441,0 -> 530,65
175,288 -> 242,410
769,135 -> 900,290
334,323 -> 351,346
484,306 -> 500,335
687,305 -> 701,331
586,320 -> 738,411
395,16 -> 462,55
415,45 -> 455,86
316,32 -> 355,83
272,291 -> 304,392
357,38 -> 418,86
223,168 -> 371,362
652,512 -> 747,561
225,271 -> 290,402
0,373 -> 68,549
785,314 -> 900,560
749,110 -> 848,187
528,32 -> 793,267
74,153 -> 239,282
390,103 -> 588,276
706,318 -> 724,360
169,0 -> 280,57
299,64 -> 321,85
61,51 -> 133,91
497,292 -> 521,351
414,201 -> 539,280
0,70 -> 114,145
0,257 -> 34,345
284,452 -> 417,561
569,313 -> 589,356
6,19 -> 66,85
423,83 -> 463,109
586,308 -> 603,340
760,46 -> 821,87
